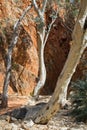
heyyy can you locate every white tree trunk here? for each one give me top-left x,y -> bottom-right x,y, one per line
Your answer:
33,0 -> 58,97
33,0 -> 87,124
33,0 -> 47,98
33,33 -> 46,97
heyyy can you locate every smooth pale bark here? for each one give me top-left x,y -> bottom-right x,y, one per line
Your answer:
33,0 -> 57,97
33,0 -> 87,124
33,20 -> 57,97
33,28 -> 46,97
33,0 -> 47,97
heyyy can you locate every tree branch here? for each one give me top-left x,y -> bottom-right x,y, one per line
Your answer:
44,10 -> 58,47
33,0 -> 42,17
14,4 -> 33,30
33,0 -> 44,22
41,0 -> 48,14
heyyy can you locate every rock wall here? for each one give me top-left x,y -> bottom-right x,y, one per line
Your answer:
43,17 -> 71,94
0,0 -> 86,96
0,0 -> 38,95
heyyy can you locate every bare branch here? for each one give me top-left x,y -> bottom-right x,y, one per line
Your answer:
32,0 -> 39,12
14,4 -> 33,30
44,10 -> 58,47
61,21 -> 73,32
33,0 -> 44,22
33,0 -> 42,17
41,0 -> 48,14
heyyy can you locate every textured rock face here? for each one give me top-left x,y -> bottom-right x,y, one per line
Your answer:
0,0 -> 38,95
0,0 -> 86,96
0,0 -> 71,95
44,18 -> 71,94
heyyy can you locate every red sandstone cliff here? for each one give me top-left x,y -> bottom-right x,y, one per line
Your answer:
0,0 -> 86,96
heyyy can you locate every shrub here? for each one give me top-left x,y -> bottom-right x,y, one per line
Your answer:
70,76 -> 87,122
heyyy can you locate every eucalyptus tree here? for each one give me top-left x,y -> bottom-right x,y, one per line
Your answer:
31,0 -> 87,124
33,0 -> 58,98
1,0 -> 58,107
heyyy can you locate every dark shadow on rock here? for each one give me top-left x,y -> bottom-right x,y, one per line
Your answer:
25,102 -> 46,120
0,102 -> 46,121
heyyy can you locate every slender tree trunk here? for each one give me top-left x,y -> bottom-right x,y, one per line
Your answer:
33,27 -> 46,98
32,0 -> 48,98
1,29 -> 20,108
1,5 -> 32,108
32,0 -> 87,124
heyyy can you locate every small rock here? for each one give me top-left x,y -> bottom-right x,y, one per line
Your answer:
28,98 -> 36,105
59,127 -> 68,130
19,128 -> 24,130
4,124 -> 12,130
22,120 -> 34,129
11,123 -> 18,130
5,116 -> 11,122
10,117 -> 17,122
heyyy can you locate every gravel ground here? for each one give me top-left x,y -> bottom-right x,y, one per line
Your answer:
0,95 -> 87,130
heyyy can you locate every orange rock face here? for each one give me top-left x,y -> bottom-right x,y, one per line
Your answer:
0,0 -> 38,95
0,0 -> 86,96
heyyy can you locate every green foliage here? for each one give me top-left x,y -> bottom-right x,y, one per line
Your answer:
49,10 -> 58,20
55,0 -> 80,20
65,1 -> 80,18
70,76 -> 87,122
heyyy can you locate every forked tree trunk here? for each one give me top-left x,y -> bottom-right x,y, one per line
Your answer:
33,0 -> 57,98
33,0 -> 87,124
